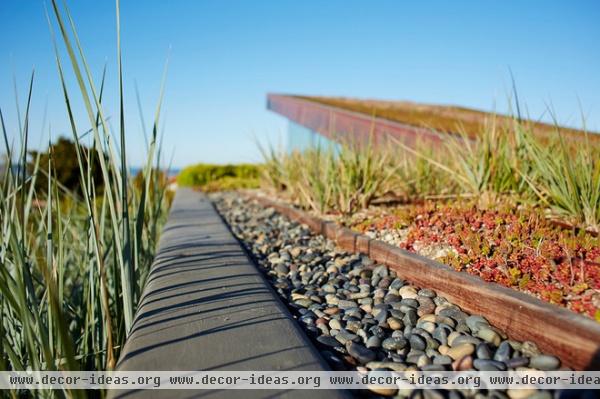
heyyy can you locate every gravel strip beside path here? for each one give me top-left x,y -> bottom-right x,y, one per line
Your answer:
212,193 -> 566,399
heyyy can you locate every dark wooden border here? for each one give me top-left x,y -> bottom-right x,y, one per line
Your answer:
267,94 -> 449,147
244,192 -> 600,371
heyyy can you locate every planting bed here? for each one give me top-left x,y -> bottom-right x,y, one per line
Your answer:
244,191 -> 600,370
214,193 -> 567,398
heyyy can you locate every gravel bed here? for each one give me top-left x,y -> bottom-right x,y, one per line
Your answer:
212,193 -> 566,399
364,228 -> 458,261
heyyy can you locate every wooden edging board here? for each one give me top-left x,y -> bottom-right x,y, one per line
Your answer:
242,191 -> 600,371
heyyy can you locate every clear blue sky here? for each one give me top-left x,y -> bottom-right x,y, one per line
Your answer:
1,1 -> 599,168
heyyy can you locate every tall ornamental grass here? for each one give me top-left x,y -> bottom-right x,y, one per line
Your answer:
390,141 -> 458,199
260,137 -> 394,215
394,119 -> 530,206
261,117 -> 600,231
522,130 -> 600,232
0,0 -> 170,386
406,117 -> 600,230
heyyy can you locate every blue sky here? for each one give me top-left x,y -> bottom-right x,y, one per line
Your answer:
1,0 -> 599,168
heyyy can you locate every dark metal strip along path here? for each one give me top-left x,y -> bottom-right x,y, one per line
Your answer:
112,188 -> 342,399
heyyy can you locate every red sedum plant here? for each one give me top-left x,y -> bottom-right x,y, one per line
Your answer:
351,201 -> 600,321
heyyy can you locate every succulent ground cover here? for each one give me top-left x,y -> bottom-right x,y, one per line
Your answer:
345,200 -> 600,321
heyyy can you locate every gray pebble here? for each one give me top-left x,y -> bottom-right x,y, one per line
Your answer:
374,309 -> 388,325
335,329 -> 358,345
409,334 -> 427,351
494,341 -> 513,362
505,357 -> 529,368
338,300 -> 357,309
433,327 -> 449,346
453,335 -> 482,347
275,264 -> 289,275
369,325 -> 386,338
418,288 -> 436,298
403,310 -> 418,326
294,298 -> 313,308
477,327 -> 501,346
344,308 -> 362,319
400,298 -> 419,308
438,307 -> 468,321
328,319 -> 342,330
317,335 -> 342,348
473,359 -> 507,371
382,337 -> 408,351
433,355 -> 453,365
529,355 -> 560,371
476,343 -> 493,360
347,342 -> 376,364
390,279 -> 404,291
366,335 -> 381,349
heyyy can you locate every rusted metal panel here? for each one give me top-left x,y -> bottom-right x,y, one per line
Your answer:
267,94 -> 448,147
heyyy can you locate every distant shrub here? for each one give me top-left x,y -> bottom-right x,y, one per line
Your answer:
177,163 -> 260,191
29,137 -> 103,195
202,176 -> 260,192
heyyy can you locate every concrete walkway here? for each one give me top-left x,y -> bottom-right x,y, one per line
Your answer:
112,189 -> 342,399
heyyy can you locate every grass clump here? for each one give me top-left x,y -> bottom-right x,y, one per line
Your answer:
397,119 -> 532,207
177,163 -> 260,191
391,142 -> 458,200
0,0 -> 170,382
260,139 -> 394,215
405,119 -> 600,231
523,132 -> 600,232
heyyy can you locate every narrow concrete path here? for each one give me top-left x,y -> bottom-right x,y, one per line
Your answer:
112,188 -> 342,399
